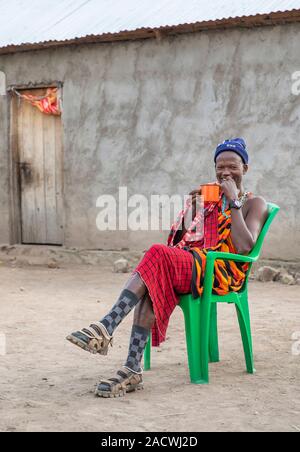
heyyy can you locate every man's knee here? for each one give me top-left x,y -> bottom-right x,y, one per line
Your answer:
145,243 -> 167,260
146,244 -> 167,259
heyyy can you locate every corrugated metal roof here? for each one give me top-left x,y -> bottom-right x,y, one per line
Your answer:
0,0 -> 300,50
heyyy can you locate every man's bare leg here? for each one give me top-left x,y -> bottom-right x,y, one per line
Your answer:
133,292 -> 155,330
123,272 -> 148,300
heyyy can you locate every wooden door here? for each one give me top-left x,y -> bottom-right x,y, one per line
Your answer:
17,89 -> 63,244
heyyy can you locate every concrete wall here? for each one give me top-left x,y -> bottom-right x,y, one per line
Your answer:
0,23 -> 299,259
0,75 -> 9,244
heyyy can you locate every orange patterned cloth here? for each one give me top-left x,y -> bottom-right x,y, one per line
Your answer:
17,88 -> 61,116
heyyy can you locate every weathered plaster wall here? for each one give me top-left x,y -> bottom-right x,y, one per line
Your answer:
0,76 -> 9,244
0,23 -> 299,259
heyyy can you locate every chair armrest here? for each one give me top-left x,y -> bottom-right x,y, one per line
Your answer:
201,251 -> 255,300
206,251 -> 257,264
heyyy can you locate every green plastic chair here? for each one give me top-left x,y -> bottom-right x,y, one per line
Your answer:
144,202 -> 280,384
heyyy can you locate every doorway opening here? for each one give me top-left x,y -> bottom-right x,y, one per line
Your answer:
9,85 -> 64,245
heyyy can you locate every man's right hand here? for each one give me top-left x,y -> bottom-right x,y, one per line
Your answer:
189,188 -> 201,202
189,188 -> 202,218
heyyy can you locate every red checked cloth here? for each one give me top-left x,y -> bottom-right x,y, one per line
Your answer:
134,244 -> 194,347
168,192 -> 220,250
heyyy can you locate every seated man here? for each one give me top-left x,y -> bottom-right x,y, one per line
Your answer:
66,138 -> 268,398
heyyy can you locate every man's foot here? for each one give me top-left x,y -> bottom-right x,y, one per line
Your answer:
66,322 -> 113,355
95,366 -> 143,398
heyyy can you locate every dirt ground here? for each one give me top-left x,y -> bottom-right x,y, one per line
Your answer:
0,263 -> 299,432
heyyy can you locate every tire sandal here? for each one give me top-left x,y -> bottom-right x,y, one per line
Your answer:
66,322 -> 113,355
95,367 -> 143,398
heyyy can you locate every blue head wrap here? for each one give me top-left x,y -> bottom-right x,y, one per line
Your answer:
214,138 -> 249,164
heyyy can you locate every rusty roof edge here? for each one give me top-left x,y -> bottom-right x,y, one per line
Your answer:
1,9 -> 300,55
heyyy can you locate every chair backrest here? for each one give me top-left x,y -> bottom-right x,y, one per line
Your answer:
248,202 -> 280,261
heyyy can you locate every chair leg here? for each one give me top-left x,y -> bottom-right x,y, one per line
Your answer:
180,295 -> 203,384
144,334 -> 151,371
209,303 -> 220,363
198,293 -> 213,384
235,295 -> 255,374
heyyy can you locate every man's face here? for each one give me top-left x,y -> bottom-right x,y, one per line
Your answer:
215,151 -> 248,186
